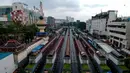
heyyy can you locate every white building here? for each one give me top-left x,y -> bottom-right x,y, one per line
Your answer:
86,19 -> 92,33
0,52 -> 17,73
66,16 -> 74,23
107,18 -> 130,49
91,10 -> 117,39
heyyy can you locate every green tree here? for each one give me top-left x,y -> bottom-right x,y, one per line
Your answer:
22,24 -> 39,43
77,22 -> 86,31
124,58 -> 130,69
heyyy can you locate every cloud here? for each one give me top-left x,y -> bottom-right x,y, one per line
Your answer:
1,0 -> 130,21
20,0 -> 80,11
0,0 -> 13,6
84,4 -> 108,8
43,0 -> 80,10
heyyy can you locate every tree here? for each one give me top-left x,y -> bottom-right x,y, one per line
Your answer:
124,58 -> 130,69
22,24 -> 39,43
77,22 -> 86,31
0,22 -> 40,44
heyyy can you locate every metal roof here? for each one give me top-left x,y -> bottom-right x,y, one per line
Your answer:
0,52 -> 12,60
32,45 -> 43,53
122,49 -> 130,55
97,42 -> 114,53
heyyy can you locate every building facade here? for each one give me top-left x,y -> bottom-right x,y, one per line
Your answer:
86,19 -> 92,33
66,16 -> 74,23
47,16 -> 55,26
11,2 -> 41,25
55,19 -> 66,27
107,18 -> 130,49
0,53 -> 17,73
90,10 -> 117,39
0,6 -> 12,21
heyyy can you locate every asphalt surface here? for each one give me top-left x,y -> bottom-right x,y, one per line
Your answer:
79,33 -> 103,73
53,29 -> 68,73
70,29 -> 80,73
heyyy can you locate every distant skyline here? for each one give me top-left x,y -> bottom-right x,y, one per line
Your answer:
0,0 -> 130,21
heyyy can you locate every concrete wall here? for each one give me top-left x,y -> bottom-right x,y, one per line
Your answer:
64,58 -> 71,64
91,19 -> 107,35
126,22 -> 130,49
26,39 -> 44,54
107,21 -> 129,49
94,54 -> 101,64
14,39 -> 44,64
108,11 -> 117,23
86,19 -> 92,33
0,54 -> 17,73
35,53 -> 42,63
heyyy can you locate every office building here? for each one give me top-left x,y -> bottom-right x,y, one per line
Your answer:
91,10 -> 117,39
107,17 -> 130,49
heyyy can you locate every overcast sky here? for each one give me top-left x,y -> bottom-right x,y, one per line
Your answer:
0,0 -> 130,21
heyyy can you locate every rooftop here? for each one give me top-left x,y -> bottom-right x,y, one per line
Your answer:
0,6 -> 12,8
92,12 -> 109,19
112,18 -> 130,22
4,40 -> 21,47
94,40 -> 114,53
32,45 -> 43,53
0,52 -> 12,60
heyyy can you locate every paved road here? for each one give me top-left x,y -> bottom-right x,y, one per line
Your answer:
53,29 -> 68,73
70,29 -> 80,73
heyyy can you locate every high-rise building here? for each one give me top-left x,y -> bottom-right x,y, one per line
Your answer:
91,10 -> 117,39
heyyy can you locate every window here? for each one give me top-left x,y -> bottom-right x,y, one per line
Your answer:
121,23 -> 125,26
107,25 -> 126,28
110,30 -> 126,35
15,6 -> 17,9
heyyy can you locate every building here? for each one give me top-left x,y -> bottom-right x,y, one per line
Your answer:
91,10 -> 117,39
55,19 -> 66,27
11,2 -> 41,25
66,16 -> 74,23
44,17 -> 48,24
86,19 -> 92,33
107,17 -> 130,49
0,2 -> 41,25
0,52 -> 17,73
47,16 -> 55,27
0,6 -> 12,22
